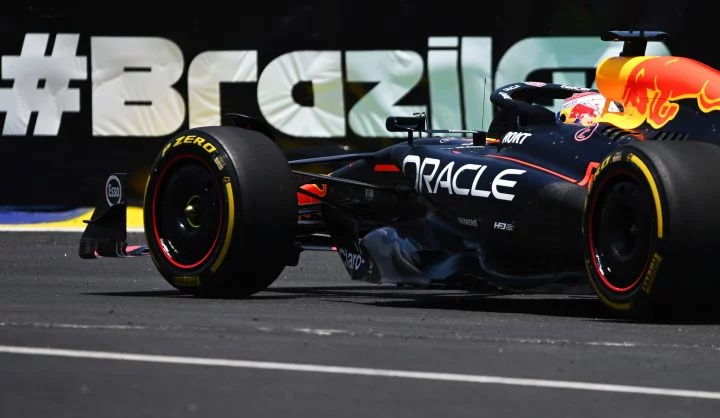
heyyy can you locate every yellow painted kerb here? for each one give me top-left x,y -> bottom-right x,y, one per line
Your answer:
0,206 -> 145,231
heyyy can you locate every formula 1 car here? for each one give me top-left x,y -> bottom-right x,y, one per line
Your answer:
78,30 -> 720,319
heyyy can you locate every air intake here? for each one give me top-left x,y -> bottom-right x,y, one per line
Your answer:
600,125 -> 639,142
650,131 -> 690,141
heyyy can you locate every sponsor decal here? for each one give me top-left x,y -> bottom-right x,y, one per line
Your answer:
524,81 -> 546,87
569,103 -> 598,123
598,56 -> 720,130
457,217 -> 479,227
560,84 -> 593,92
587,152 -> 617,190
574,123 -> 599,142
501,131 -> 532,144
364,188 -> 375,201
338,245 -> 373,273
493,221 -> 515,231
402,155 -> 525,201
105,175 -> 123,206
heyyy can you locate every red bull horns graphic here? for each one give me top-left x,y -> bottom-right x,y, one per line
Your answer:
596,55 -> 720,130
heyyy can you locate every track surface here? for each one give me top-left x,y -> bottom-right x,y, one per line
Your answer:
2,232 -> 720,417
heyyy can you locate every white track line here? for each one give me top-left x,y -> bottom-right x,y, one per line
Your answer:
1,344 -> 719,400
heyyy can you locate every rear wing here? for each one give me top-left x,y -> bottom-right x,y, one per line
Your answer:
601,30 -> 668,57
78,173 -> 147,259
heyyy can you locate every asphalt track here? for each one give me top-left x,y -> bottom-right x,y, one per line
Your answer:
2,231 -> 720,418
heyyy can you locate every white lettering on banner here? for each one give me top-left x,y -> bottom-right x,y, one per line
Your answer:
402,154 -> 525,201
501,131 -> 531,144
347,50 -> 426,138
0,34 -> 672,137
0,34 -> 86,136
91,37 -> 185,136
428,39 -> 462,130
258,51 -> 345,137
188,51 -> 258,129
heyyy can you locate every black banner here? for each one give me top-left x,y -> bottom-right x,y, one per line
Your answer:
0,1 -> 713,207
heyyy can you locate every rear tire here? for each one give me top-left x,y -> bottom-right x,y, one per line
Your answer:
143,126 -> 297,298
583,140 -> 720,320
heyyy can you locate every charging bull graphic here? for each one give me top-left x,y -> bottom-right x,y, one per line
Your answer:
596,55 -> 720,129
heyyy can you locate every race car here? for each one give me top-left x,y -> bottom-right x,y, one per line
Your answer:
78,30 -> 720,320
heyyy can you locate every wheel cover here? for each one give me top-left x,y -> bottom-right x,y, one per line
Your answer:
151,154 -> 224,269
588,170 -> 654,293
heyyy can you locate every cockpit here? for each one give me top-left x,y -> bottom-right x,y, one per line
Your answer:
485,82 -> 610,141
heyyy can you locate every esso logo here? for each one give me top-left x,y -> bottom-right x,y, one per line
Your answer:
105,175 -> 122,206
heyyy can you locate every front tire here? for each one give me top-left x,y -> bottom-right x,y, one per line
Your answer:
583,140 -> 720,319
143,126 -> 297,298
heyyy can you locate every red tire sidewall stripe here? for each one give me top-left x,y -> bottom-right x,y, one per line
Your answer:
151,153 -> 224,270
587,167 -> 652,293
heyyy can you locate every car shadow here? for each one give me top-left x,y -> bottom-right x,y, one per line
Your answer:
84,289 -> 301,301
86,285 -> 720,325
266,286 -> 616,320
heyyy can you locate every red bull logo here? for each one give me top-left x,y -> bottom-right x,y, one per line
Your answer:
569,103 -> 597,120
557,92 -> 605,126
568,103 -> 600,125
596,55 -> 720,129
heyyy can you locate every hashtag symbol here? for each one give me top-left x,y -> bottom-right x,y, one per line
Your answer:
0,33 -> 87,136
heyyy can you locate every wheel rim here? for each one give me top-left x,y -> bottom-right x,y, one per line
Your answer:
151,154 -> 224,269
588,171 -> 654,293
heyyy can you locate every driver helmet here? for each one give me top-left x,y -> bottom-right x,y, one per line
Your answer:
556,92 -> 620,126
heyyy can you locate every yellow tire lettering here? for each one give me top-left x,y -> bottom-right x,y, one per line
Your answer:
211,182 -> 235,273
629,155 -> 663,238
172,276 -> 202,287
641,252 -> 663,294
598,155 -> 611,174
161,142 -> 172,158
589,155 -> 612,189
164,135 -> 218,156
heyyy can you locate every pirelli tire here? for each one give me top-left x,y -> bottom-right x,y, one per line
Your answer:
582,140 -> 720,320
143,126 -> 297,298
